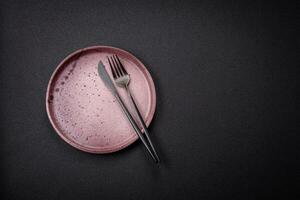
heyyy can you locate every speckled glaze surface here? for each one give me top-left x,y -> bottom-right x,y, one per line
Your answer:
46,46 -> 156,153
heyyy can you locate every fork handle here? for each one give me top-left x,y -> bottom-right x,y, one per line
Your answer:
125,86 -> 160,163
114,94 -> 158,163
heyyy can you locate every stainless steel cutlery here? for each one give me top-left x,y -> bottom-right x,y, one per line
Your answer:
98,57 -> 160,163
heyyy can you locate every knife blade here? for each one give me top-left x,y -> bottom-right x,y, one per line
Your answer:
98,61 -> 118,95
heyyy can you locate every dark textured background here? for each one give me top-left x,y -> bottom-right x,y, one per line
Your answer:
1,0 -> 299,199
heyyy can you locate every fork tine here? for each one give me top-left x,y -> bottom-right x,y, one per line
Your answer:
112,55 -> 123,76
107,56 -> 117,79
115,55 -> 128,75
110,56 -> 121,77
111,56 -> 121,78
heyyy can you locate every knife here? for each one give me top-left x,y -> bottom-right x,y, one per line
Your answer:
98,61 -> 158,163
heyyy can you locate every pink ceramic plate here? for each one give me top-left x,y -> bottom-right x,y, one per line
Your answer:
46,46 -> 156,153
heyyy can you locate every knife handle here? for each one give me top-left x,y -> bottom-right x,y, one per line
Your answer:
114,94 -> 158,163
125,86 -> 160,162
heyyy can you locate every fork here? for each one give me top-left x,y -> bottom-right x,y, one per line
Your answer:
107,55 -> 160,162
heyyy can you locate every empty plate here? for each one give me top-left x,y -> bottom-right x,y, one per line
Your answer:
46,46 -> 156,153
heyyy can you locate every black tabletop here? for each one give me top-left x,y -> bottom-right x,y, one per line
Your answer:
1,0 -> 299,199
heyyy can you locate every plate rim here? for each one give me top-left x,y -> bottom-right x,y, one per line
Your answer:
45,45 -> 157,154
